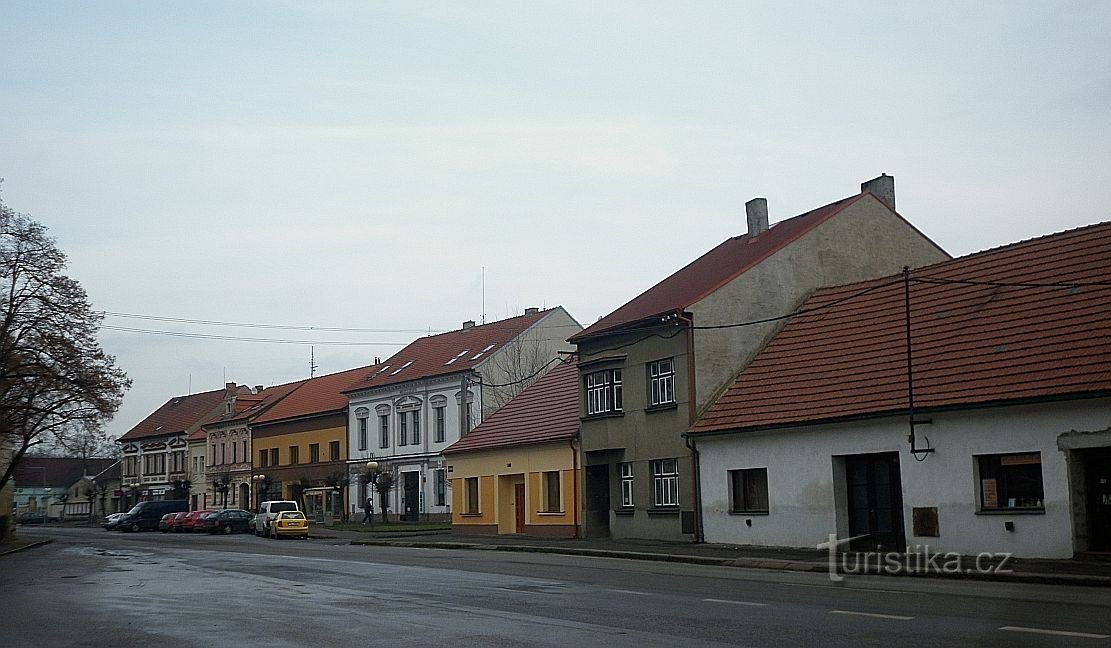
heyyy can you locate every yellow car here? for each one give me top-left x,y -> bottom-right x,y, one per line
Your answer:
270,511 -> 309,539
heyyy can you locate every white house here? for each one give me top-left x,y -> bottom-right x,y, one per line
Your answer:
343,307 -> 581,522
690,222 -> 1111,559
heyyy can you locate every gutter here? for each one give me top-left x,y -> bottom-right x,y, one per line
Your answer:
570,433 -> 580,539
675,310 -> 703,543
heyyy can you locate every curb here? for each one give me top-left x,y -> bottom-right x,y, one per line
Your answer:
347,539 -> 1111,587
0,537 -> 54,557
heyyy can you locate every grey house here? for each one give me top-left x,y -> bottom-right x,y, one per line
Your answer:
569,175 -> 949,540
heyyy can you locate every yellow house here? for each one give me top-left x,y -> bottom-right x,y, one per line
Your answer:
445,359 -> 580,537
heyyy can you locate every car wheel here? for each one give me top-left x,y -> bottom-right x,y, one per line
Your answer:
222,524 -> 232,535
130,522 -> 140,533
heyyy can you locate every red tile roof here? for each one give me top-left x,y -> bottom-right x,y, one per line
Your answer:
253,364 -> 378,425
344,310 -> 554,392
444,358 -> 579,454
202,380 -> 307,429
119,387 -> 230,441
692,222 -> 1111,434
571,195 -> 868,342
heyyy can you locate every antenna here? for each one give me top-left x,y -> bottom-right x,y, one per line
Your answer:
309,346 -> 318,378
481,266 -> 486,324
188,373 -> 192,394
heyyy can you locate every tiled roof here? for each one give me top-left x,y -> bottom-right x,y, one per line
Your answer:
692,222 -> 1111,434
444,359 -> 579,454
119,388 -> 230,441
13,456 -> 117,488
253,365 -> 378,425
344,310 -> 554,392
571,195 -> 866,342
203,380 -> 306,428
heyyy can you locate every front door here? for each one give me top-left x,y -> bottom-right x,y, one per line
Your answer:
584,464 -> 611,538
846,453 -> 906,552
1086,450 -> 1111,552
514,483 -> 526,533
403,472 -> 420,522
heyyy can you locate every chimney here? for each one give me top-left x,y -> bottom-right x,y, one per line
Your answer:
524,307 -> 539,315
745,197 -> 769,235
254,385 -> 264,393
225,382 -> 237,392
462,320 -> 475,330
861,173 -> 895,212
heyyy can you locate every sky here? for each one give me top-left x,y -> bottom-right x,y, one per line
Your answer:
2,1 -> 1109,440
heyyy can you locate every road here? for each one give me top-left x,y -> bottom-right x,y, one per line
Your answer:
1,527 -> 1108,647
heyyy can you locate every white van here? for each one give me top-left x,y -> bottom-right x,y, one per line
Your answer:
254,500 -> 300,537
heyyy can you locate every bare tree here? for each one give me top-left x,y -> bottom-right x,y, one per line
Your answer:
0,193 -> 130,493
483,328 -> 552,411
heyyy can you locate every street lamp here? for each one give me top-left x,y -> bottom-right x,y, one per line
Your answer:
365,461 -> 379,528
251,474 -> 267,511
128,482 -> 142,511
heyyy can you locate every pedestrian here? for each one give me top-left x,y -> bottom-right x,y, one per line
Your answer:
362,497 -> 374,524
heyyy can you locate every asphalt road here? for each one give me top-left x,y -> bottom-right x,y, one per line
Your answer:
2,527 -> 1108,647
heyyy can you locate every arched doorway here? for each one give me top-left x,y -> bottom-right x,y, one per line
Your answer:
238,483 -> 249,510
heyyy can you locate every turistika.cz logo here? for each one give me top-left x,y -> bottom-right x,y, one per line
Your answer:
816,534 -> 1014,582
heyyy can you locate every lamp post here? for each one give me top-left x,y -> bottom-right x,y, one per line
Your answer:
365,461 -> 379,528
251,474 -> 267,511
128,482 -> 142,512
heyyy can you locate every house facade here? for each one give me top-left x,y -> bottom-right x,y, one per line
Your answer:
250,365 -> 374,520
691,222 -> 1111,558
12,456 -> 117,520
445,359 -> 580,537
569,175 -> 950,541
344,308 -> 581,522
118,383 -> 246,507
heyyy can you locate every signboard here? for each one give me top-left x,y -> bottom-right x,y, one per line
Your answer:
1000,453 -> 1040,466
981,479 -> 999,508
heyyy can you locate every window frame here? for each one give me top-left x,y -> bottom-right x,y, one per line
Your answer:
434,469 -> 446,507
584,368 -> 623,416
434,406 -> 446,443
289,445 -> 299,466
309,443 -> 320,464
619,462 -> 634,508
465,477 -> 480,514
411,410 -> 420,445
378,414 -> 389,449
651,458 -> 679,508
976,452 -> 1045,512
399,413 -> 408,446
329,440 -> 340,462
728,467 -> 769,514
648,358 -> 676,407
542,471 -> 562,513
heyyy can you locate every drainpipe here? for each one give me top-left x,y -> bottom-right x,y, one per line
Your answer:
570,434 -> 580,539
675,310 -> 703,543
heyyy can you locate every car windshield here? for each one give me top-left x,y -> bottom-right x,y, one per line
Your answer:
271,503 -> 298,513
279,512 -> 305,520
126,505 -> 142,515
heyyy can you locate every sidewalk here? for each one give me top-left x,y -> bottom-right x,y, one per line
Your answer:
316,526 -> 1111,587
0,533 -> 54,557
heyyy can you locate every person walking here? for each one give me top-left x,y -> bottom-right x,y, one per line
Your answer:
362,497 -> 374,524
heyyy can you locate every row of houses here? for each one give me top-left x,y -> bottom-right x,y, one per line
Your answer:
107,173 -> 1110,559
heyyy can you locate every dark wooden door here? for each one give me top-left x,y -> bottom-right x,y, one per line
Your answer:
403,472 -> 420,522
584,464 -> 611,538
1087,450 -> 1111,552
514,483 -> 526,533
846,453 -> 906,552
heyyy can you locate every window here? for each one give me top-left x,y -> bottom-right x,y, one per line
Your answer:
434,406 -> 446,443
220,442 -> 226,464
651,458 -> 679,508
434,469 -> 446,507
620,462 -> 634,508
411,411 -> 420,444
543,471 -> 561,512
585,368 -> 623,415
259,450 -> 268,468
309,443 -> 320,463
648,358 -> 675,407
242,440 -> 247,463
329,441 -> 340,462
379,414 -> 389,449
465,402 -> 473,430
289,446 -> 299,465
978,453 -> 1044,511
357,416 -> 368,451
399,413 -> 408,446
465,477 -> 480,514
270,448 -> 278,467
231,441 -> 237,464
729,468 -> 769,513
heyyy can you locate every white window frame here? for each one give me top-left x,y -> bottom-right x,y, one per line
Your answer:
585,368 -> 623,415
355,408 -> 369,451
620,462 -> 634,508
434,406 -> 446,443
651,458 -> 679,508
648,358 -> 675,407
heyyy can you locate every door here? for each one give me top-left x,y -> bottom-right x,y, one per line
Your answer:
584,464 -> 611,538
1086,450 -> 1111,552
846,453 -> 906,552
514,483 -> 526,533
403,472 -> 420,522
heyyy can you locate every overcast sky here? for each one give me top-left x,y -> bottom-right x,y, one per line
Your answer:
2,2 -> 1109,440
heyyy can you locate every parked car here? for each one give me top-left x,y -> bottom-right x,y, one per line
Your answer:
158,513 -> 177,532
200,509 -> 253,534
168,511 -> 191,532
16,511 -> 53,524
118,500 -> 189,532
269,510 -> 309,539
179,510 -> 212,533
102,512 -> 125,530
253,500 -> 300,537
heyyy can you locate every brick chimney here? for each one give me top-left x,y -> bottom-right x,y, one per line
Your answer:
462,320 -> 475,330
524,307 -> 539,315
861,174 -> 896,212
746,198 -> 769,235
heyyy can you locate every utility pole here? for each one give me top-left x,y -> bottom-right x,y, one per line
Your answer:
459,374 -> 469,439
309,346 -> 318,378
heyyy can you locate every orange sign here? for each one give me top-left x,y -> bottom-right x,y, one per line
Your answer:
982,479 -> 999,508
1000,453 -> 1040,466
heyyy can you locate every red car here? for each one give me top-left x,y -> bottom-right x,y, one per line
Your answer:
179,510 -> 212,533
158,513 -> 177,533
168,511 -> 191,532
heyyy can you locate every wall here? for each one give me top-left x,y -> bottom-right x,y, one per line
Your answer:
691,195 -> 949,414
696,398 -> 1111,558
448,442 -> 578,536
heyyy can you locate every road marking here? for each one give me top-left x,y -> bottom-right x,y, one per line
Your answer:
704,598 -> 768,607
999,626 -> 1110,639
778,582 -> 926,596
829,610 -> 913,620
607,589 -> 652,596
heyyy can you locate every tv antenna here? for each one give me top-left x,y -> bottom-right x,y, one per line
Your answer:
309,346 -> 318,378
